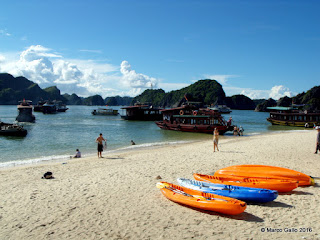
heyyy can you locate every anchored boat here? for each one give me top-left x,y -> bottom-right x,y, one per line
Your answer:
16,100 -> 35,123
267,106 -> 320,128
92,108 -> 118,116
0,121 -> 27,137
155,105 -> 234,134
121,104 -> 162,121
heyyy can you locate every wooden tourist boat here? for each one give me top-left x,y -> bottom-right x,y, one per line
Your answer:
156,182 -> 247,215
16,100 -> 36,123
0,121 -> 27,137
92,108 -> 118,116
209,104 -> 232,114
121,104 -> 163,121
155,105 -> 233,134
267,106 -> 320,128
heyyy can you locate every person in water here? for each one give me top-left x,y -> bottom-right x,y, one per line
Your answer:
213,128 -> 219,152
96,133 -> 107,158
131,140 -> 136,145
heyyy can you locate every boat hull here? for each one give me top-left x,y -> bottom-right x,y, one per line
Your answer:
0,122 -> 27,137
267,118 -> 319,127
177,178 -> 278,203
193,173 -> 298,193
155,121 -> 230,134
157,182 -> 246,215
214,165 -> 312,186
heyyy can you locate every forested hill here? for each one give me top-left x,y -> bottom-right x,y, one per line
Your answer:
133,79 -> 256,109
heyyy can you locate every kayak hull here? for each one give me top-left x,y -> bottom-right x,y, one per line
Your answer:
157,182 -> 247,215
177,178 -> 278,203
214,165 -> 312,186
194,173 -> 298,193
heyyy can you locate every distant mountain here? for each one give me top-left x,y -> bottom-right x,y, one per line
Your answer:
132,80 -> 256,110
225,95 -> 256,110
0,73 -> 58,104
105,96 -> 133,106
63,93 -> 83,105
255,86 -> 320,111
133,80 -> 227,107
82,95 -> 105,106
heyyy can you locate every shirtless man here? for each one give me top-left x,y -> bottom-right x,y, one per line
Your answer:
96,133 -> 106,158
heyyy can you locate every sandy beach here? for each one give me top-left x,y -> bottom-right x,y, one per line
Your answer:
0,130 -> 319,240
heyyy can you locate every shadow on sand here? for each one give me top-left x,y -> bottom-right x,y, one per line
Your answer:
177,203 -> 264,222
248,201 -> 293,208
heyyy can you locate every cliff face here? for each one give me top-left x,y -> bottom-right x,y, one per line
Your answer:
133,80 -> 228,108
105,96 -> 133,106
255,86 -> 320,112
0,73 -> 52,104
82,95 -> 105,106
255,98 -> 277,112
225,95 -> 256,110
293,86 -> 320,111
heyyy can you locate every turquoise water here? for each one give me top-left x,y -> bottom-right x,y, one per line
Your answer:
0,105 -> 305,167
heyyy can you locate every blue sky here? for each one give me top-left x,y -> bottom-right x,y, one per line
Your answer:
0,0 -> 319,99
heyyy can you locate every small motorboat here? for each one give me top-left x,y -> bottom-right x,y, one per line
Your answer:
0,121 -> 27,137
92,108 -> 118,116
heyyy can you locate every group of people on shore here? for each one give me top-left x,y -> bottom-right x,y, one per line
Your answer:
72,134 -> 136,158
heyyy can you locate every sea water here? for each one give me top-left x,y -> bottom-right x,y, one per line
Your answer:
0,105 -> 306,167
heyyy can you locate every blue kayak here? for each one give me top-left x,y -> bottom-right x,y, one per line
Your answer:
177,178 -> 278,203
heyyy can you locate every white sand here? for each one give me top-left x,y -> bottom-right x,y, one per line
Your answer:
0,130 -> 319,240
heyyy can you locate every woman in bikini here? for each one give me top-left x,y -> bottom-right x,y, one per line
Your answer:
213,128 -> 219,152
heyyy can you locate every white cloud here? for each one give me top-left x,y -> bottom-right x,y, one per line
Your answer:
239,85 -> 294,100
158,82 -> 189,92
0,54 -> 5,62
269,85 -> 293,100
203,74 -> 239,85
0,29 -> 11,37
120,60 -> 158,91
0,45 -> 160,97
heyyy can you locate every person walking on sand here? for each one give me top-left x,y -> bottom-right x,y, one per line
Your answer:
315,127 -> 320,154
213,128 -> 219,152
96,133 -> 107,158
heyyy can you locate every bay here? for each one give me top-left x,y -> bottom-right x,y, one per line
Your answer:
0,105 -> 304,167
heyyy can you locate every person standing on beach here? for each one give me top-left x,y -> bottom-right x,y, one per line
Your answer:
315,127 -> 320,154
213,128 -> 219,152
96,133 -> 107,158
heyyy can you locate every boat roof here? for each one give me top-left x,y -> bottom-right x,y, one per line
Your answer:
121,105 -> 162,110
172,115 -> 219,118
160,106 -> 187,112
267,107 -> 296,111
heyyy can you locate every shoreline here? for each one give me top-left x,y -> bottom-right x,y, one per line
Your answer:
0,128 -> 313,170
0,130 -> 319,239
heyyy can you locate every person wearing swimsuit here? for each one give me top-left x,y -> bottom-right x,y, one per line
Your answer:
96,133 -> 106,158
213,128 -> 219,152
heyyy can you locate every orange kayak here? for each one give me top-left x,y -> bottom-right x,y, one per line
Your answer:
194,173 -> 298,193
214,165 -> 313,186
156,182 -> 247,215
